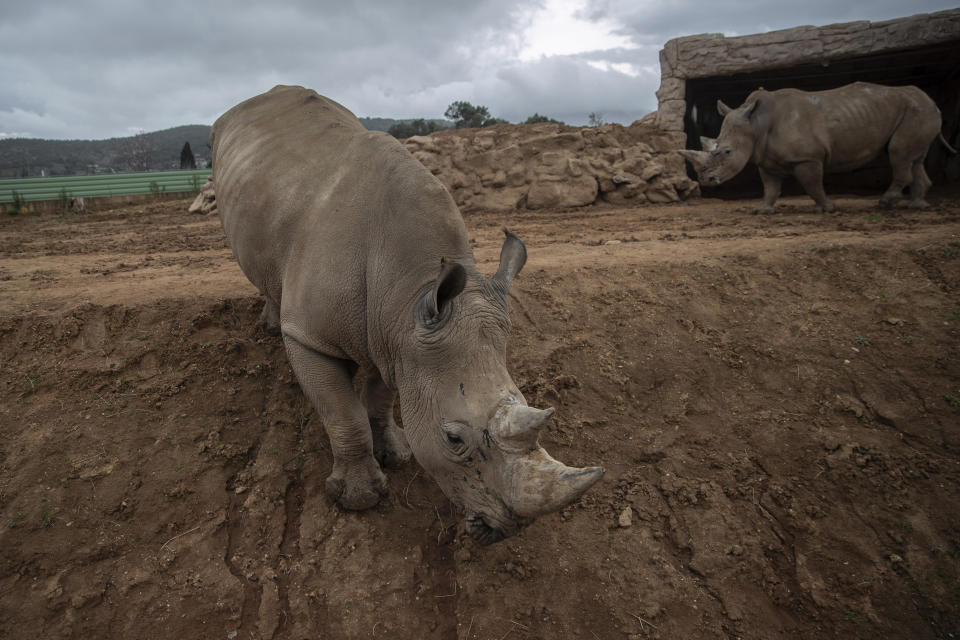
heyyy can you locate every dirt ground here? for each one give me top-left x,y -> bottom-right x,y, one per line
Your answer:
1,192 -> 959,640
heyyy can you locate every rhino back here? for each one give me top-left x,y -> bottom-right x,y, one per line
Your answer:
767,83 -> 931,173
212,85 -> 472,368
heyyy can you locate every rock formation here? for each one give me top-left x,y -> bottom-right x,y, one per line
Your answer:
401,118 -> 697,213
188,177 -> 216,215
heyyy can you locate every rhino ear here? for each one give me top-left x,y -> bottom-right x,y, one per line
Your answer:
717,100 -> 732,117
420,258 -> 466,325
742,97 -> 761,120
491,229 -> 526,296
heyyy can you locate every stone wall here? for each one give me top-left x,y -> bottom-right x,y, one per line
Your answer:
655,8 -> 960,133
401,120 -> 696,213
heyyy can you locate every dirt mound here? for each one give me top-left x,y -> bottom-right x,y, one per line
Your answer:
1,196 -> 959,639
403,119 -> 698,212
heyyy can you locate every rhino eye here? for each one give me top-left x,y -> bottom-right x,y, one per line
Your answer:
724,149 -> 732,155
442,424 -> 470,455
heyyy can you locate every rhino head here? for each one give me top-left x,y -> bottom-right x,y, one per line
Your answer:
395,231 -> 604,544
678,97 -> 761,186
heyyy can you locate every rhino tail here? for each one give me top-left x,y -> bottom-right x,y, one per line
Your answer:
939,132 -> 958,155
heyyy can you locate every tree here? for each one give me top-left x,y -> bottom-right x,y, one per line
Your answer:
524,113 -> 564,125
588,112 -> 606,126
180,141 -> 197,169
388,118 -> 443,139
444,101 -> 506,129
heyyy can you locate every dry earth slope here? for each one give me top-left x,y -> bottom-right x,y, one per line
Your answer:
0,195 -> 959,639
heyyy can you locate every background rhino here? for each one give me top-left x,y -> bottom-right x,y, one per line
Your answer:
211,86 -> 604,544
680,82 -> 957,213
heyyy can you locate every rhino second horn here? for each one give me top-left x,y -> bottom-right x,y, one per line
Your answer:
507,449 -> 605,518
496,405 -> 554,445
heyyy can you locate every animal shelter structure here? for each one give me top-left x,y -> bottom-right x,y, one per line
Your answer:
654,8 -> 960,196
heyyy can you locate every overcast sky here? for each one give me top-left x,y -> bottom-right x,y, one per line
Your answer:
1,0 -> 955,140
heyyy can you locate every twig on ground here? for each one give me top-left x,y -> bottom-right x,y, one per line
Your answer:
403,469 -> 420,509
159,525 -> 201,551
632,613 -> 658,630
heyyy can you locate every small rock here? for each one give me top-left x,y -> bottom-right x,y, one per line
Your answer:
889,554 -> 904,564
227,632 -> 238,640
234,486 -> 247,494
604,239 -> 622,245
618,506 -> 633,528
885,317 -> 905,326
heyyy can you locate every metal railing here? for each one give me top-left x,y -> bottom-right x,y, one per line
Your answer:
0,169 -> 212,203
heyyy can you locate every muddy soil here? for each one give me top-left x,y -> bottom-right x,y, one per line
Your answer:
1,194 -> 959,639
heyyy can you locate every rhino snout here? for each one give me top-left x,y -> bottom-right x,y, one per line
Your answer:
465,512 -> 526,545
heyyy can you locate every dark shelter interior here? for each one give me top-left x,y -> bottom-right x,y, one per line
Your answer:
684,39 -> 960,199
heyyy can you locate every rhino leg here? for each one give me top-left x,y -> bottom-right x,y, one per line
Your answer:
362,373 -> 412,470
257,297 -> 281,335
282,335 -> 387,510
794,161 -> 835,213
907,159 -> 932,209
879,156 -> 913,209
754,168 -> 782,214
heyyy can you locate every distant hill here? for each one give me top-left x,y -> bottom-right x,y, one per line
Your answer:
0,125 -> 212,178
0,118 -> 451,178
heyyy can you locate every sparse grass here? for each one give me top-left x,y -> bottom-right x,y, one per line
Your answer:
866,214 -> 884,223
944,394 -> 960,408
855,336 -> 870,346
944,243 -> 960,259
8,513 -> 26,529
40,506 -> 52,528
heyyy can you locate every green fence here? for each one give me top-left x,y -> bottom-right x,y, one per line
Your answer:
0,169 -> 213,203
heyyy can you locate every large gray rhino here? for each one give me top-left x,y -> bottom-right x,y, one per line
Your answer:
679,82 -> 957,213
211,86 -> 604,544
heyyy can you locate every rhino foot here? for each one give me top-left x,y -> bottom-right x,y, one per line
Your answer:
373,422 -> 412,470
257,299 -> 281,336
753,204 -> 775,215
325,457 -> 388,510
908,198 -> 930,210
815,201 -> 837,214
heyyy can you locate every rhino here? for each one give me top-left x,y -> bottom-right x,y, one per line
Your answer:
211,86 -> 604,544
679,82 -> 957,213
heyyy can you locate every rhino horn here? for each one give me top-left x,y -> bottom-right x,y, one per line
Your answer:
494,404 -> 554,446
507,449 -> 606,518
677,149 -> 709,168
493,403 -> 605,517
700,136 -> 718,152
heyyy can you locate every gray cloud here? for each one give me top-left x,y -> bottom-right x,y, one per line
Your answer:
1,1 -> 956,140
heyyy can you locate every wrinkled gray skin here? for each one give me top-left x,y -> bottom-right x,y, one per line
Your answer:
212,86 -> 604,544
679,82 -> 957,213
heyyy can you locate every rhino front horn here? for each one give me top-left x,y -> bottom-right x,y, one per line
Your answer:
508,450 -> 605,518
677,149 -> 708,168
